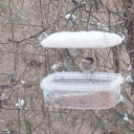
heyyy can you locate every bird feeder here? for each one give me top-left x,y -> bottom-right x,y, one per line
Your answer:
40,31 -> 124,109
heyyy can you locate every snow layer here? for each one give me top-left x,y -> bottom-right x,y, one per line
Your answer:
41,31 -> 124,48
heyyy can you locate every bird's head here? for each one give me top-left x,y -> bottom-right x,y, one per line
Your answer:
85,57 -> 94,64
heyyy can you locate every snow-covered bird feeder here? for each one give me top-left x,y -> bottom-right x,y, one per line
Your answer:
41,31 -> 124,48
40,31 -> 124,109
40,72 -> 124,109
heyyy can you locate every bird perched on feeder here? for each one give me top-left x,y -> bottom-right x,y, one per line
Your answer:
72,0 -> 87,5
80,57 -> 94,73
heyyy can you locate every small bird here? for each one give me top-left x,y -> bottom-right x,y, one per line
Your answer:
7,72 -> 17,83
80,57 -> 94,73
72,0 -> 86,5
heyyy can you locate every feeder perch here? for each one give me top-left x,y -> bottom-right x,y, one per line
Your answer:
40,72 -> 124,109
41,31 -> 124,48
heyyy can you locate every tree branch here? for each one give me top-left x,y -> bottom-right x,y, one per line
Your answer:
8,27 -> 49,43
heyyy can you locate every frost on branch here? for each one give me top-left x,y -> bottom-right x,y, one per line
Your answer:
65,14 -> 78,23
51,62 -> 63,72
15,99 -> 24,109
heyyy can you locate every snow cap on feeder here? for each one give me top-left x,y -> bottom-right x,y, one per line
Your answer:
41,31 -> 125,48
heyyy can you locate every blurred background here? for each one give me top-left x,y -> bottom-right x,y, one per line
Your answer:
0,0 -> 134,133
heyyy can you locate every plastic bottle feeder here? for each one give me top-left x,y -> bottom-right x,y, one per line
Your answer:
40,31 -> 124,109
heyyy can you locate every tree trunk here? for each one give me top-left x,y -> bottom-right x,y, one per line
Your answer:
125,12 -> 134,95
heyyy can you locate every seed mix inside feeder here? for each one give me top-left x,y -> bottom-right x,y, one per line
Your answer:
40,72 -> 124,109
40,31 -> 124,109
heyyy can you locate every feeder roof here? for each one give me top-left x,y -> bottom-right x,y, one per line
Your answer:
41,31 -> 124,48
